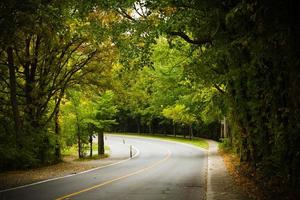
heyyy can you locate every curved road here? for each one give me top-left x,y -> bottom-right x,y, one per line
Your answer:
0,135 -> 207,200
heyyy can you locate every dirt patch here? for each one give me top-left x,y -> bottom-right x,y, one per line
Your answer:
0,155 -> 116,190
219,149 -> 265,200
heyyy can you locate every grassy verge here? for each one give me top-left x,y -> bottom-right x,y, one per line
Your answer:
109,132 -> 209,150
62,144 -> 110,161
74,153 -> 109,161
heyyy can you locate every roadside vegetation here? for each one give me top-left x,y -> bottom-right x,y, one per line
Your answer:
62,144 -> 110,161
0,1 -> 299,199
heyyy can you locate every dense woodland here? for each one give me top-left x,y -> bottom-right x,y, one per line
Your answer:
0,0 -> 299,198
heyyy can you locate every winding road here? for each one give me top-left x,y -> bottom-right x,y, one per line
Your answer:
0,135 -> 207,200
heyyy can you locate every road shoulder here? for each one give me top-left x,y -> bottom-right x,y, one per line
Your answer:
206,139 -> 249,200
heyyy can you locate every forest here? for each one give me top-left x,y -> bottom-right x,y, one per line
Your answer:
0,0 -> 299,198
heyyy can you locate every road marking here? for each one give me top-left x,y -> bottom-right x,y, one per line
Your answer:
0,146 -> 140,193
56,149 -> 172,200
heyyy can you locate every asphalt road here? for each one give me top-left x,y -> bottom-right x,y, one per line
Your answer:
0,135 -> 207,200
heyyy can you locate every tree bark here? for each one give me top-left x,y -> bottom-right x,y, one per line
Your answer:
54,97 -> 61,161
89,134 -> 93,157
136,118 -> 140,134
148,121 -> 152,134
189,125 -> 193,140
98,131 -> 104,155
77,134 -> 82,158
7,47 -> 22,145
76,116 -> 82,158
173,121 -> 176,137
168,31 -> 212,45
24,37 -> 35,124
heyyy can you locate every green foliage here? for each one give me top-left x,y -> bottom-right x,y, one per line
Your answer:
95,90 -> 118,129
162,104 -> 196,125
1,1 -> 299,197
0,0 -> 117,168
106,1 -> 300,196
61,89 -> 118,154
112,36 -> 221,138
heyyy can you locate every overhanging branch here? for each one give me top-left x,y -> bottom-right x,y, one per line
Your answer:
116,8 -> 137,22
168,31 -> 212,45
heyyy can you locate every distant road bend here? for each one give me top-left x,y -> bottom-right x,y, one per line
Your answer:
1,135 -> 207,200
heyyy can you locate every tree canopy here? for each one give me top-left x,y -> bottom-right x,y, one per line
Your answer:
0,0 -> 299,198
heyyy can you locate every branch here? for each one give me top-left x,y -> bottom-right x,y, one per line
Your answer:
133,2 -> 147,19
168,31 -> 212,45
44,50 -> 96,124
0,73 -> 9,87
138,0 -> 147,17
214,84 -> 226,94
40,49 -> 97,116
116,8 -> 137,22
44,87 -> 65,126
47,40 -> 84,92
29,34 -> 41,83
58,49 -> 97,87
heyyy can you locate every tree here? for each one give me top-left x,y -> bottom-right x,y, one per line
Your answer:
162,104 -> 196,139
105,1 -> 300,196
0,0 -> 119,168
62,90 -> 93,158
61,89 -> 117,158
1,1 -> 299,197
93,91 -> 118,155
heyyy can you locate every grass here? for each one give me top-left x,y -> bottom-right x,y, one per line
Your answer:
62,145 -> 77,156
109,132 -> 209,150
62,144 -> 110,158
74,153 -> 109,161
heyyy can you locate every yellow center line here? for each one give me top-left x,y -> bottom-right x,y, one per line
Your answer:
56,149 -> 172,200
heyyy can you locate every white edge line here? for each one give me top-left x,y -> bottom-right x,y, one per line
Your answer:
0,146 -> 140,193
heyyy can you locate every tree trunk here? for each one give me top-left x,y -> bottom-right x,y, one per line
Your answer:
136,118 -> 140,134
148,121 -> 152,134
240,136 -> 250,162
164,125 -> 167,136
54,97 -> 61,161
7,47 -> 21,145
189,125 -> 193,140
77,134 -> 82,158
223,116 -> 227,138
24,38 -> 35,124
173,121 -> 176,137
76,116 -> 82,158
89,134 -> 93,157
98,131 -> 104,155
